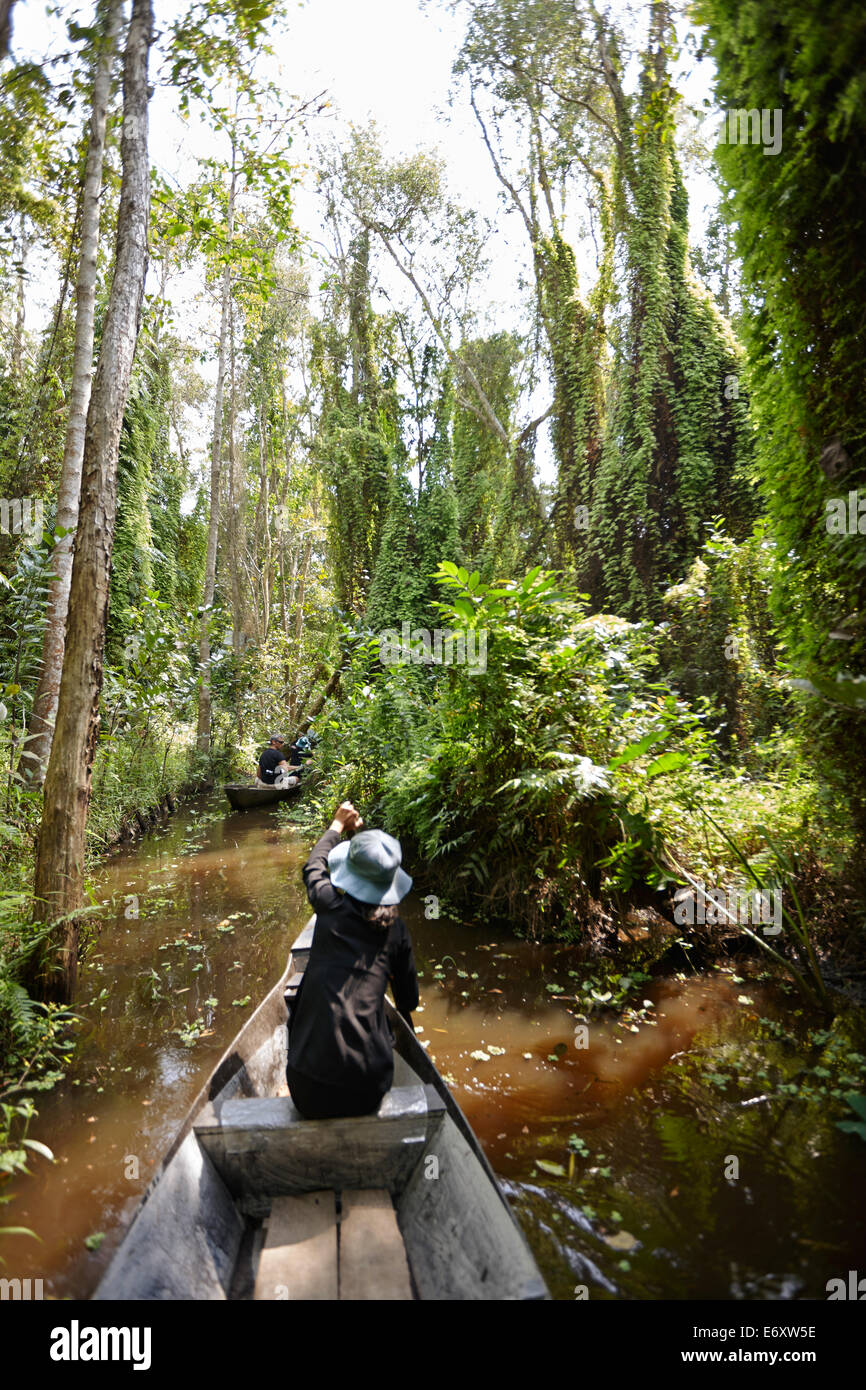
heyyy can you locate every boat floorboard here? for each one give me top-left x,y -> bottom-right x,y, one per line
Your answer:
254,1192 -> 338,1301
340,1189 -> 414,1300
250,1189 -> 414,1301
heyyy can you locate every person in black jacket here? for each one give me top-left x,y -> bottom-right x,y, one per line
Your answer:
286,801 -> 419,1120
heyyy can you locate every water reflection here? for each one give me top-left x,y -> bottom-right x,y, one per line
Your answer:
3,797 -> 865,1301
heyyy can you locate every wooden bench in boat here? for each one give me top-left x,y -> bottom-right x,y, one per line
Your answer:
194,1074 -> 444,1198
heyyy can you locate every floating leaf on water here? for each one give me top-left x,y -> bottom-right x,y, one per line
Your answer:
604,1230 -> 638,1252
545,983 -> 564,994
535,1160 -> 567,1177
84,1232 -> 106,1251
469,1049 -> 490,1062
487,1045 -> 506,1056
737,995 -> 754,1005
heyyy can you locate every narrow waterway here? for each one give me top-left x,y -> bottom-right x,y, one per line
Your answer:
5,794 -> 865,1300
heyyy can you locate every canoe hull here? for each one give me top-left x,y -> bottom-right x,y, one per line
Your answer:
223,783 -> 300,811
93,917 -> 549,1301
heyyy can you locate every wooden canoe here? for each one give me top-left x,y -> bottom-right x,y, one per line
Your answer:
223,781 -> 301,811
93,919 -> 549,1301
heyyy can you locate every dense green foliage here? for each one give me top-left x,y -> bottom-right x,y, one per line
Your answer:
694,0 -> 866,833
1,0 -> 865,1219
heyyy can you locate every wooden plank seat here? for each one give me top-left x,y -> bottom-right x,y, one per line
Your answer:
283,971 -> 305,1000
194,1082 -> 437,1198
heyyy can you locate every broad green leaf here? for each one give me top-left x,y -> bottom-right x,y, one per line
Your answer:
610,726 -> 670,768
645,751 -> 691,778
21,1139 -> 54,1161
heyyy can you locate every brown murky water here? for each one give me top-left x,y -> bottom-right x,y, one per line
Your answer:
4,795 -> 865,1300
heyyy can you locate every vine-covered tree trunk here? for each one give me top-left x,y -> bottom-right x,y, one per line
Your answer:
588,3 -> 754,616
31,0 -> 153,1003
196,148 -> 236,753
24,0 -> 122,785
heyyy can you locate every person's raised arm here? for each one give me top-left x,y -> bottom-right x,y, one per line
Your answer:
302,803 -> 364,910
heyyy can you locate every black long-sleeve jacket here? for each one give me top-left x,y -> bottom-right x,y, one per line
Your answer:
286,827 -> 420,1095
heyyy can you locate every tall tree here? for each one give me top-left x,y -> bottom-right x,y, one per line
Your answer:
311,222 -> 397,615
23,0 -> 123,784
31,0 -> 154,1001
456,0 -> 611,571
333,127 -> 552,558
195,134 -> 236,752
586,0 -> 754,616
185,71 -> 298,752
0,0 -> 15,60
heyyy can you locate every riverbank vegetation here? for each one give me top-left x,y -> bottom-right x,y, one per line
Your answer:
1,0 -> 864,1200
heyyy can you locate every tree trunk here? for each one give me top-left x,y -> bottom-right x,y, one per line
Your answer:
195,145 -> 236,753
297,664 -> 343,733
227,300 -> 246,741
0,0 -> 15,58
24,0 -> 122,785
12,212 -> 33,375
31,0 -> 153,1003
289,660 -> 326,726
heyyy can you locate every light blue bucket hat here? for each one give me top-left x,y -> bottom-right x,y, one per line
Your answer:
328,829 -> 412,905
